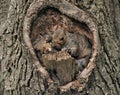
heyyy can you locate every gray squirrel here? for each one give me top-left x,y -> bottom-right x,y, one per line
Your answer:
51,29 -> 92,72
51,29 -> 92,58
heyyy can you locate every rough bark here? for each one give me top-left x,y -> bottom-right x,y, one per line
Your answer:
0,0 -> 120,95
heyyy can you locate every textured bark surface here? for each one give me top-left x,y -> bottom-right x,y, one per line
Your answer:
0,0 -> 120,95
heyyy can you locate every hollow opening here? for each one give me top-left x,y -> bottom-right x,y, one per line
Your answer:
30,7 -> 93,85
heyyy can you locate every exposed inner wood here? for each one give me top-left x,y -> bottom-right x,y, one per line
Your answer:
42,51 -> 77,85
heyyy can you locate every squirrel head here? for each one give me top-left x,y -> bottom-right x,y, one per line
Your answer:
51,29 -> 67,50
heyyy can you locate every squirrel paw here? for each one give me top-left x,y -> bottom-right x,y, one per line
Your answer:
62,47 -> 79,58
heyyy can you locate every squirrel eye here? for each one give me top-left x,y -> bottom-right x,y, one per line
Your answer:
60,37 -> 64,40
45,35 -> 52,43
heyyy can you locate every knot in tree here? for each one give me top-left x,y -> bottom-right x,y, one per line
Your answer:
23,0 -> 99,92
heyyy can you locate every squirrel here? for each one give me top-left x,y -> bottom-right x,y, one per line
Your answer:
51,29 -> 92,58
51,29 -> 92,72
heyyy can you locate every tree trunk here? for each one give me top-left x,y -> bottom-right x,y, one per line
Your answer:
0,0 -> 120,95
